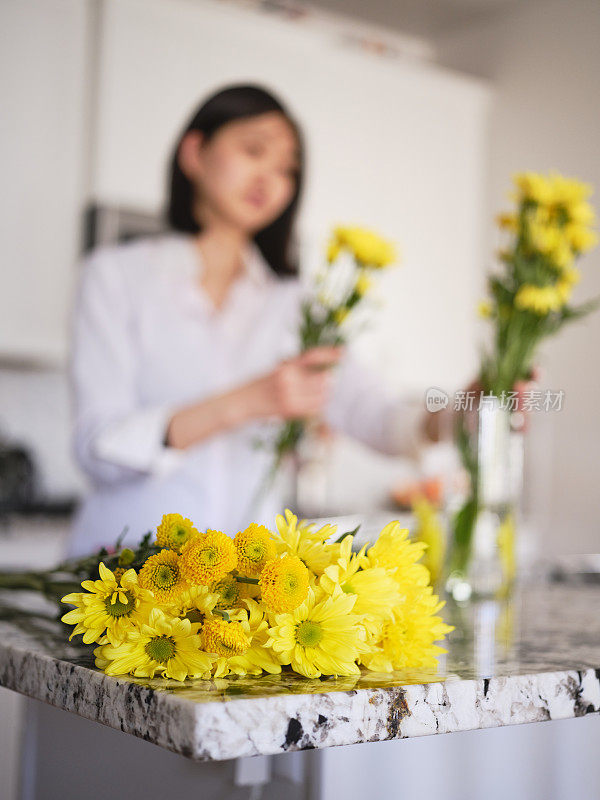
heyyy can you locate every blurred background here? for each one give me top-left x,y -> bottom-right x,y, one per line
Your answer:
1,0 -> 598,556
1,2 -> 600,799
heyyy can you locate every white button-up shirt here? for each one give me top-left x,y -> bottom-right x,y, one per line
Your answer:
66,232 -> 422,557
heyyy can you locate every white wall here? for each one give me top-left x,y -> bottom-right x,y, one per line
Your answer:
435,0 -> 600,554
0,0 -> 89,364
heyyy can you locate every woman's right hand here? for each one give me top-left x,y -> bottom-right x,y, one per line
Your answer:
249,346 -> 344,421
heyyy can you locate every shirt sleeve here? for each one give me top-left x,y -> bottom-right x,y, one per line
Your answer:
323,350 -> 425,459
69,247 -> 184,486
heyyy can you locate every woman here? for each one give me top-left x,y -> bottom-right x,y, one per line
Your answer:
66,84 -> 439,558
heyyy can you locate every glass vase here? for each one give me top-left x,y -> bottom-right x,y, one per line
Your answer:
445,395 -> 523,602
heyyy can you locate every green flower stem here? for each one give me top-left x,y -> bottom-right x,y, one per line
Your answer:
234,576 -> 260,585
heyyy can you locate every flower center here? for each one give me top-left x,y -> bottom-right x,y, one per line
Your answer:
296,620 -> 323,648
174,527 -> 188,543
246,542 -> 266,563
145,635 -> 176,664
341,581 -> 355,594
152,563 -> 179,589
283,574 -> 298,594
104,592 -> 134,618
199,547 -> 219,567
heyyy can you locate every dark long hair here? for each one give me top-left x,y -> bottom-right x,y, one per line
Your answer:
167,84 -> 304,277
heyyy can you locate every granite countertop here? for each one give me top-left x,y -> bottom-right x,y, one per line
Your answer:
1,582 -> 599,762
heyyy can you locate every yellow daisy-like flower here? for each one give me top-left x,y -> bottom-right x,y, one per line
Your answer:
332,226 -> 397,269
138,549 -> 188,604
515,284 -> 563,315
201,618 -> 250,659
259,555 -> 309,613
156,513 -> 200,553
180,529 -> 237,585
266,587 -> 370,678
61,562 -> 154,647
319,536 -> 400,635
477,299 -> 493,319
94,606 -> 215,681
365,521 -> 430,592
273,509 -> 339,575
362,584 -> 453,673
234,524 -> 276,576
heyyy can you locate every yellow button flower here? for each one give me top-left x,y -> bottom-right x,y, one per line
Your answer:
180,529 -> 237,585
156,513 -> 200,553
259,555 -> 309,613
234,523 -> 277,576
137,549 -> 188,604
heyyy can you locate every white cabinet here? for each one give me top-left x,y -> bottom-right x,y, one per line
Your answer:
0,0 -> 88,365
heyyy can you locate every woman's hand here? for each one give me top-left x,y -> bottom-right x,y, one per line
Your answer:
165,346 -> 344,450
249,346 -> 344,420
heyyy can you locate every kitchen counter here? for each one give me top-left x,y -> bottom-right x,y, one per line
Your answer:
1,581 -> 599,762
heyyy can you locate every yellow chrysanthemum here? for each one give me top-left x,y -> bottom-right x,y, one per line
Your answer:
512,172 -> 554,206
564,222 -> 599,254
319,536 -> 400,635
477,299 -> 493,319
94,606 -> 215,681
515,284 -> 563,315
210,600 -> 282,677
165,583 -> 220,624
61,562 -> 154,647
156,513 -> 200,552
180,529 -> 237,585
138,549 -> 188,604
201,618 -> 250,659
234,524 -> 276,576
332,226 -> 397,269
259,555 -> 309,613
273,509 -> 339,575
365,521 -> 430,592
212,574 -> 241,608
362,584 -> 453,673
266,587 -> 370,678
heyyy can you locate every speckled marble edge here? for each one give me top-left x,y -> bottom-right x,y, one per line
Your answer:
191,667 -> 600,760
0,641 -> 199,759
2,636 -> 600,762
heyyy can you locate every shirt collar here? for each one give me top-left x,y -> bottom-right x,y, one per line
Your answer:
175,232 -> 272,288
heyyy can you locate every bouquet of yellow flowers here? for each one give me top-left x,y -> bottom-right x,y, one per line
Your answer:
478,170 -> 599,395
56,510 -> 452,681
448,171 -> 599,587
272,225 -> 398,469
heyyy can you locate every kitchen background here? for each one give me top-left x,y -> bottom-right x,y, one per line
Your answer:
1,0 -> 599,553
